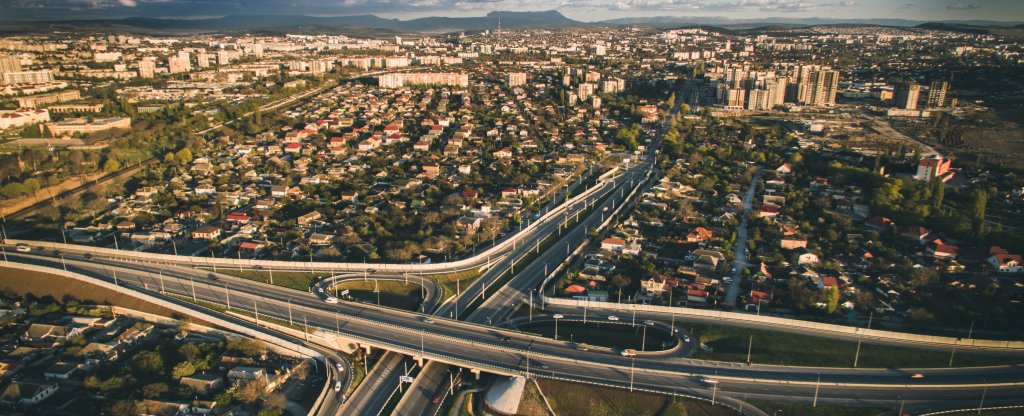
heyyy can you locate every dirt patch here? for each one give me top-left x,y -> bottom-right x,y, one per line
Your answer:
0,266 -> 214,326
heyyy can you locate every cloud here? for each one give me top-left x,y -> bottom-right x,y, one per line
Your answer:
946,2 -> 980,10
117,0 -> 136,6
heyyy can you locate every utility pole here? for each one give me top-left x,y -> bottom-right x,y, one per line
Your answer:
254,301 -> 259,326
190,276 -> 196,301
225,284 -> 231,309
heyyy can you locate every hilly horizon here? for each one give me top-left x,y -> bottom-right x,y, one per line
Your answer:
0,10 -> 1021,35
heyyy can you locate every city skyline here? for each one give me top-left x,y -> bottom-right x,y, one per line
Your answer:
1,0 -> 1022,23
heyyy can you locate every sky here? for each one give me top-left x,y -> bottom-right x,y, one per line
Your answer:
1,0 -> 1022,23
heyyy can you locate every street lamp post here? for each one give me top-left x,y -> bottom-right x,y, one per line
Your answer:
225,284 -> 231,309
813,373 -> 821,408
554,315 -> 561,340
529,290 -> 533,322
190,276 -> 196,301
288,297 -> 294,325
978,384 -> 988,414
746,335 -> 754,365
642,323 -> 648,351
629,357 -> 635,392
854,310 -> 873,368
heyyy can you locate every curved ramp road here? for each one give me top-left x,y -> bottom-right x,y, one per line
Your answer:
3,254 -> 1023,412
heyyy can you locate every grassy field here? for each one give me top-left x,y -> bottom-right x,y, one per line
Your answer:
689,323 -> 1020,368
747,401 -> 886,416
535,379 -> 733,416
517,380 -> 550,416
518,321 -> 676,351
212,269 -> 331,291
334,280 -> 422,311
0,267 -> 215,325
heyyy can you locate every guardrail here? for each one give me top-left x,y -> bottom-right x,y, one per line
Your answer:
538,297 -> 1024,352
4,167 -> 624,276
10,259 -> 1023,396
1,262 -> 324,358
919,405 -> 1024,415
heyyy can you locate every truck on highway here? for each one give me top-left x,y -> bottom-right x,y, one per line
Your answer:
620,348 -> 637,357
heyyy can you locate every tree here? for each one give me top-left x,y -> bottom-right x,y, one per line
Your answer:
23,177 -> 41,192
931,178 -> 945,210
610,274 -> 631,289
825,286 -> 840,314
226,337 -> 266,357
133,350 -> 165,373
103,158 -> 121,172
971,189 -> 987,237
1,182 -> 29,198
175,148 -> 194,165
233,379 -> 267,405
909,267 -> 938,289
142,382 -> 169,399
172,361 -> 197,379
178,343 -> 200,361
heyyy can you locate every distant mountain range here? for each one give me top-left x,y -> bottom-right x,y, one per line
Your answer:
0,10 -> 1021,35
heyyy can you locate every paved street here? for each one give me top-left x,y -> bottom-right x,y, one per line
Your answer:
725,168 -> 762,307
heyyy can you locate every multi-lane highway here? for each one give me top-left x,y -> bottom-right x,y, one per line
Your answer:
4,251 -> 1023,414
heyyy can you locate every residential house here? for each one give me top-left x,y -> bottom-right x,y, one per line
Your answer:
686,227 -> 713,243
600,237 -> 626,252
191,226 -> 222,240
455,216 -> 482,235
0,381 -> 58,406
927,239 -> 959,258
988,253 -> 1023,274
180,373 -> 225,395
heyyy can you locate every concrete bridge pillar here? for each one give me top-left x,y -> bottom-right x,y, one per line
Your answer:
363,344 -> 372,355
415,355 -> 425,367
470,368 -> 481,380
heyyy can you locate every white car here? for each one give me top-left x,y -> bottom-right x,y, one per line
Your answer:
552,314 -> 564,319
325,297 -> 339,304
15,244 -> 30,253
334,381 -> 342,392
336,363 -> 344,372
607,316 -> 620,321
